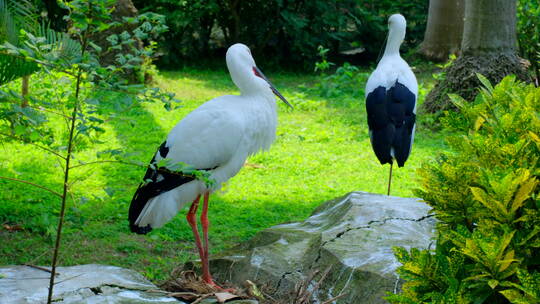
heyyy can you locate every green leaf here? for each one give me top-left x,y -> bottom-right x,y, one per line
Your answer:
470,187 -> 508,220
476,73 -> 494,94
474,116 -> 485,131
488,279 -> 499,289
499,289 -> 524,303
511,176 -> 538,213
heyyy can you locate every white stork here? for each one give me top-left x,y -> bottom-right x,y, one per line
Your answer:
128,43 -> 292,287
365,14 -> 418,195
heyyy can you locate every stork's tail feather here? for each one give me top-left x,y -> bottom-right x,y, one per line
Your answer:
128,162 -> 200,234
129,184 -> 154,234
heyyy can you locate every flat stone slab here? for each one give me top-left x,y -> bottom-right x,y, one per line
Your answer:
0,264 -> 182,303
207,192 -> 436,303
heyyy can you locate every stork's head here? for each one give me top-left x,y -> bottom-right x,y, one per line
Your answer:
226,43 -> 292,108
388,14 -> 407,45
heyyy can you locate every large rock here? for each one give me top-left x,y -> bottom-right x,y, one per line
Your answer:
0,264 -> 182,303
206,192 -> 435,303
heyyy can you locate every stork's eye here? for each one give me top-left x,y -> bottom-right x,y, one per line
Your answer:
253,67 -> 262,78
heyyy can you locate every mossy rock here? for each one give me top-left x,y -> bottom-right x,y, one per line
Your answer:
204,192 -> 436,303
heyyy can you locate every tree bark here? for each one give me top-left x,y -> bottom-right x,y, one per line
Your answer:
21,75 -> 29,107
423,0 -> 530,113
461,0 -> 518,55
419,0 -> 464,62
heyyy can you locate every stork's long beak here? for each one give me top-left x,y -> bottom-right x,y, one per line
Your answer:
254,66 -> 293,109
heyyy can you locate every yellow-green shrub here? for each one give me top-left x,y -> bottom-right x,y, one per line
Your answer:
388,75 -> 540,304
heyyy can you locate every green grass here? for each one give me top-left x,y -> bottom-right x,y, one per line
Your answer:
0,66 -> 446,282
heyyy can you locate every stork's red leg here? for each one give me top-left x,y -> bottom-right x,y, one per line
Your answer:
200,192 -> 213,285
186,195 -> 205,266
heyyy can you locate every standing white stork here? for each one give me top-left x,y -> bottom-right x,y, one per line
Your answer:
365,14 -> 418,195
128,43 -> 292,287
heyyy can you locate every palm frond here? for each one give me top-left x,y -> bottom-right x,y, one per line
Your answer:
0,1 -> 82,85
6,0 -> 37,33
0,52 -> 38,86
0,0 -> 18,44
0,0 -> 38,44
38,23 -> 82,66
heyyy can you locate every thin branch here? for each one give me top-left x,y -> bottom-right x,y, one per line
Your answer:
47,8 -> 92,302
0,132 -> 66,160
23,264 -> 59,276
28,248 -> 53,266
69,160 -> 145,169
322,293 -> 348,304
67,166 -> 97,188
67,188 -> 77,206
0,176 -> 62,198
0,50 -> 78,78
27,105 -> 72,120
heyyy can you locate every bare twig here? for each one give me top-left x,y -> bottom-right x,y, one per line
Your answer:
0,51 -> 78,78
192,294 -> 213,304
27,248 -> 53,266
23,264 -> 59,276
28,105 -> 72,120
293,266 -> 333,304
0,176 -> 62,198
321,293 -> 348,304
146,289 -> 170,294
0,132 -> 66,160
168,291 -> 201,298
69,160 -> 145,169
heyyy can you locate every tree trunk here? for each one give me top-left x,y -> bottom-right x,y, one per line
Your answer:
21,75 -> 29,107
419,0 -> 464,62
423,0 -> 530,113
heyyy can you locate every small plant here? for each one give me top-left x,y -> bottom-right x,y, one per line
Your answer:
432,54 -> 456,82
314,62 -> 367,99
388,75 -> 540,304
0,1 -> 173,302
314,45 -> 334,74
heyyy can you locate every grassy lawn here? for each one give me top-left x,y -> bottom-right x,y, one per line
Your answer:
0,66 -> 446,282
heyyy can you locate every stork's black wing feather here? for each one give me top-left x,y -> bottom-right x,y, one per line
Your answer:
128,141 -> 196,234
387,81 -> 416,167
366,86 -> 393,165
365,82 -> 416,167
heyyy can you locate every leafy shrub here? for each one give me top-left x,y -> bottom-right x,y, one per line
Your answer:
133,0 -> 428,69
315,63 -> 366,99
388,75 -> 540,303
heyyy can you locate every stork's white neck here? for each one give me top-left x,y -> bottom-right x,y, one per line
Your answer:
383,29 -> 405,57
383,15 -> 406,57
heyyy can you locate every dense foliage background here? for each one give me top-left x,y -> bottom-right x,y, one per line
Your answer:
132,0 -> 428,69
517,0 -> 540,82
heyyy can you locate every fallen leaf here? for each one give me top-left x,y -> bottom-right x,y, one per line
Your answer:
215,291 -> 239,303
245,280 -> 264,299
